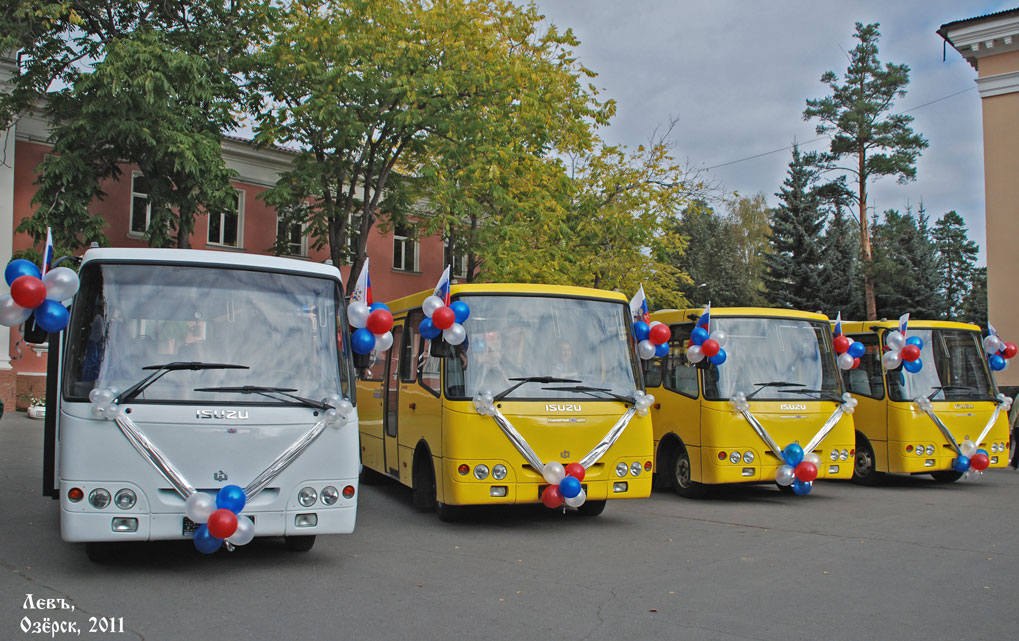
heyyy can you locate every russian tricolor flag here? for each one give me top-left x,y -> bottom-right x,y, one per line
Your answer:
352,257 -> 373,305
834,311 -> 842,337
696,302 -> 711,330
898,312 -> 909,335
629,285 -> 650,323
40,228 -> 54,278
433,265 -> 451,306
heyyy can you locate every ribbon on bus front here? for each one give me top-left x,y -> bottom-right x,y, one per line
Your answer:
88,388 -> 353,553
911,393 -> 1011,479
728,392 -> 857,496
473,391 -> 653,509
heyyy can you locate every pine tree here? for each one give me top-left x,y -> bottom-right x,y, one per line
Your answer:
818,207 -> 864,319
931,211 -> 979,319
960,267 -> 988,327
763,146 -> 825,311
910,205 -> 946,319
870,207 -> 943,319
672,201 -> 761,307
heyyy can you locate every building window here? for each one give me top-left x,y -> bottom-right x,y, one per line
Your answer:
393,224 -> 419,272
130,173 -> 152,235
208,191 -> 242,247
447,241 -> 468,279
277,213 -> 307,257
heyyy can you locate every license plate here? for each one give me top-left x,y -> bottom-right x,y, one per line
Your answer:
183,515 -> 253,535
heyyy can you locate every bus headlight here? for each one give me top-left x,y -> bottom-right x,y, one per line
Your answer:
729,451 -> 741,464
473,464 -> 490,480
916,444 -> 924,456
990,443 -> 999,453
840,449 -> 850,461
830,449 -> 839,461
114,489 -> 136,510
492,465 -> 508,480
616,462 -> 629,477
925,444 -> 935,456
320,486 -> 339,505
743,451 -> 755,464
298,487 -> 317,507
89,488 -> 111,509
630,461 -> 642,476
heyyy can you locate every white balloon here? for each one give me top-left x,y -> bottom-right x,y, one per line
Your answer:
637,339 -> 656,360
185,493 -> 215,523
838,352 -> 855,370
0,294 -> 31,327
983,335 -> 1003,354
373,331 -> 394,352
43,267 -> 80,301
881,350 -> 903,370
348,302 -> 370,328
443,323 -> 466,345
775,465 -> 796,486
422,295 -> 444,318
686,344 -> 704,363
648,321 -> 662,327
565,488 -> 587,508
709,329 -> 728,347
227,515 -> 255,546
805,452 -> 822,467
886,331 -> 906,351
959,439 -> 977,458
542,461 -> 566,485
334,399 -> 354,418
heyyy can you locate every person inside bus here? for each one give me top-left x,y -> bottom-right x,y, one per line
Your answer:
471,331 -> 513,394
554,341 -> 579,378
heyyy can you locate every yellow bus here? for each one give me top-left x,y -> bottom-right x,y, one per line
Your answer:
356,284 -> 654,520
644,307 -> 856,498
838,320 -> 1012,484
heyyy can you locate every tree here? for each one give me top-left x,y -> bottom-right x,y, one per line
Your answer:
816,177 -> 864,318
2,1 -> 267,251
803,22 -> 929,320
763,146 -> 825,311
959,266 -> 988,328
931,210 -> 979,320
870,207 -> 943,319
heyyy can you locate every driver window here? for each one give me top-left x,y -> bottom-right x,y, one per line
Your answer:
663,323 -> 698,398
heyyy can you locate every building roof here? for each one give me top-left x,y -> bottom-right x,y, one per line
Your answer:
939,8 -> 1019,35
938,7 -> 1019,70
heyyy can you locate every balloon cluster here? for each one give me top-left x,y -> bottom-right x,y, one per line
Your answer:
881,330 -> 924,373
685,326 -> 727,366
951,439 -> 992,480
418,297 -> 470,346
88,387 -> 122,420
349,301 -> 394,356
982,333 -> 1017,372
0,259 -> 80,331
833,333 -> 866,370
632,390 -> 655,417
774,443 -> 818,496
185,485 -> 254,554
540,461 -> 587,509
322,392 -> 355,426
633,320 -> 671,360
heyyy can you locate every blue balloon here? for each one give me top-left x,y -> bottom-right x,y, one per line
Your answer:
352,327 -> 376,355
783,443 -> 805,467
633,321 -> 650,342
905,336 -> 924,350
690,326 -> 709,346
450,300 -> 471,324
708,348 -> 727,365
559,475 -> 582,499
216,484 -> 247,514
952,455 -> 971,473
5,259 -> 40,286
989,354 -> 1006,371
655,342 -> 670,358
791,479 -> 813,496
193,524 -> 223,554
903,357 -> 923,373
33,299 -> 69,332
419,317 -> 441,340
847,341 -> 866,359
977,448 -> 989,457
369,302 -> 390,313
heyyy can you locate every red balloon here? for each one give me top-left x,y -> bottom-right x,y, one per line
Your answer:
900,344 -> 921,362
970,452 -> 990,471
365,309 -> 393,335
431,306 -> 455,330
794,461 -> 818,483
834,335 -> 850,354
10,275 -> 46,309
700,338 -> 720,358
1004,342 -> 1018,359
564,462 -> 586,482
648,323 -> 671,345
852,357 -> 861,369
206,508 -> 239,539
541,485 -> 563,509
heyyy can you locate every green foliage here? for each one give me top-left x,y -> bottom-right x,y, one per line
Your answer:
870,206 -> 944,320
959,266 -> 987,328
931,211 -> 979,320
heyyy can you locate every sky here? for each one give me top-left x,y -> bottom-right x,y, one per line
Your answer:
529,0 -> 1012,264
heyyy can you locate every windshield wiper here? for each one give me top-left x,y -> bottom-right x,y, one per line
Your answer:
117,362 -> 250,403
926,385 -> 975,400
493,376 -> 581,402
193,385 -> 332,410
542,385 -> 635,404
746,381 -> 805,400
778,388 -> 842,403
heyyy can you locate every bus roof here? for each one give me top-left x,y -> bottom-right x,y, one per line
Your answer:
838,319 -> 982,334
650,307 -> 830,324
383,283 -> 628,314
79,248 -> 343,280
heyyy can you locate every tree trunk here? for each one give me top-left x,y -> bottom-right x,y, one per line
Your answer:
859,151 -> 877,320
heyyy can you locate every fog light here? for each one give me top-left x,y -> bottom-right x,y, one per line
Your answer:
320,486 -> 339,505
111,517 -> 138,532
616,462 -> 628,477
630,461 -> 641,476
991,456 -> 999,464
925,445 -> 935,456
840,449 -> 850,461
924,459 -> 935,467
743,451 -> 755,464
458,464 -> 470,476
342,485 -> 355,499
68,487 -> 84,503
89,488 -> 111,509
729,451 -> 741,464
613,481 -> 628,493
298,487 -> 317,507
114,489 -> 136,510
492,464 -> 508,480
474,464 -> 490,480
490,486 -> 507,497
741,467 -> 754,477
295,513 -> 318,528
828,465 -> 839,474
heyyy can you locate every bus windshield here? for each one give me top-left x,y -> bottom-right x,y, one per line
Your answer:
702,317 -> 841,401
445,295 -> 640,401
63,262 -> 352,404
886,329 -> 995,402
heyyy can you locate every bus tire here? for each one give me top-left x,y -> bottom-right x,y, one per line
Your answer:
930,470 -> 963,483
852,434 -> 886,486
576,500 -> 606,516
671,446 -> 707,499
285,535 -> 316,552
412,450 -> 437,512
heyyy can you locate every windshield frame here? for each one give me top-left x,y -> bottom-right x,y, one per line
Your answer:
61,258 -> 356,406
883,326 -> 997,403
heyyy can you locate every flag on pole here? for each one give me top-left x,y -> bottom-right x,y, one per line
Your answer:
629,285 -> 650,323
696,303 -> 711,330
433,265 -> 451,305
898,312 -> 910,335
988,322 -> 998,337
40,228 -> 54,278
351,258 -> 373,305
834,311 -> 842,337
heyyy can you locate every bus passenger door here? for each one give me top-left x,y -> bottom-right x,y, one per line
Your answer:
383,326 -> 404,476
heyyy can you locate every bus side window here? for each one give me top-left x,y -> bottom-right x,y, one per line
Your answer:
842,334 -> 884,400
643,358 -> 662,387
663,323 -> 698,398
406,309 -> 441,394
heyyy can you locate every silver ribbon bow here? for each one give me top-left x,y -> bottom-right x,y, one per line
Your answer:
729,391 -> 855,464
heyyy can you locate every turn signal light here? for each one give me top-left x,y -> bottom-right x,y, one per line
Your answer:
67,487 -> 84,503
342,485 -> 356,499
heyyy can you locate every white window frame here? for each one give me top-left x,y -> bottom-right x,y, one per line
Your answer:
277,212 -> 308,257
207,190 -> 244,248
446,240 -> 468,279
393,224 -> 420,272
129,172 -> 152,237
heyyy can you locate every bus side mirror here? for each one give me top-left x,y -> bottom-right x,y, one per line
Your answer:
23,313 -> 50,345
430,340 -> 452,358
353,351 -> 372,370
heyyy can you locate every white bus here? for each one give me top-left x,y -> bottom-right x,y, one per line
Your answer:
39,248 -> 359,559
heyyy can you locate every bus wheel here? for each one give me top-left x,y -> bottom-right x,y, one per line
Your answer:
576,500 -> 606,516
412,455 -> 437,512
852,436 -> 886,486
671,447 -> 707,499
284,535 -> 316,552
930,471 -> 963,483
85,542 -> 115,563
